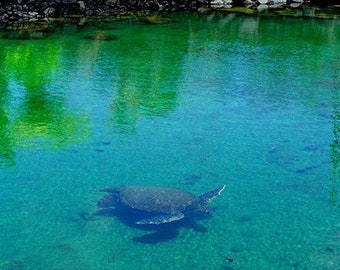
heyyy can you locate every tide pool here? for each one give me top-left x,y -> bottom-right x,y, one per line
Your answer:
0,12 -> 339,270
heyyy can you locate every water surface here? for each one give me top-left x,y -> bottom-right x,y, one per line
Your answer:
0,12 -> 339,270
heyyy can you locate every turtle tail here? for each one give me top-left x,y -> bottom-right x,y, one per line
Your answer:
198,185 -> 226,204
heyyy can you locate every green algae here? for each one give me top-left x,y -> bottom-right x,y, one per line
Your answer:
218,7 -> 257,15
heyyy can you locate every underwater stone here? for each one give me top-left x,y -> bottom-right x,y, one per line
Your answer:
0,259 -> 25,270
84,32 -> 118,40
230,242 -> 247,252
139,15 -> 172,24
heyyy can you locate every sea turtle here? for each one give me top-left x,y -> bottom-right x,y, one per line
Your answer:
97,185 -> 226,225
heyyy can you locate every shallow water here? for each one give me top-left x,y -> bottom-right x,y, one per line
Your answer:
0,12 -> 339,270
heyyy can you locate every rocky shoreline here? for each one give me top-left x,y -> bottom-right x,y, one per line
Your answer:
2,0 -> 338,24
0,0 -> 203,23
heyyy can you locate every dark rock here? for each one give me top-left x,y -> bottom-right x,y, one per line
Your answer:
78,1 -> 86,11
28,11 -> 39,17
44,7 -> 55,16
63,0 -> 77,3
85,10 -> 94,16
41,2 -> 48,10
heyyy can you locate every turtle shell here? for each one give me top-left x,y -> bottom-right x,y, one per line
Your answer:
118,186 -> 198,213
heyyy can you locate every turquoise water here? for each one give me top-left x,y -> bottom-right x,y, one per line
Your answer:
0,12 -> 339,270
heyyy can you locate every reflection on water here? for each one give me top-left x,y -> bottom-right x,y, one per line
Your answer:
0,13 -> 338,195
0,12 -> 339,197
111,23 -> 186,133
0,12 -> 339,270
0,41 -> 90,166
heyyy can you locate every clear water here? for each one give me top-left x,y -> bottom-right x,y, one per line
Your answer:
0,12 -> 339,270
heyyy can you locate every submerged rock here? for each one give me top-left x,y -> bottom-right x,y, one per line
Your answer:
84,32 -> 117,40
2,28 -> 48,40
0,259 -> 25,270
178,173 -> 202,185
139,15 -> 172,25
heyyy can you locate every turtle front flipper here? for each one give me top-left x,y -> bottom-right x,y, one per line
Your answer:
198,184 -> 226,204
97,194 -> 119,208
136,211 -> 185,225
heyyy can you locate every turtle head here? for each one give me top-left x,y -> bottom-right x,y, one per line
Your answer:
97,194 -> 119,208
194,185 -> 226,215
198,185 -> 226,204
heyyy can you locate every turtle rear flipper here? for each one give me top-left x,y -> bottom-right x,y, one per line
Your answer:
136,211 -> 185,225
198,184 -> 226,204
99,187 -> 120,193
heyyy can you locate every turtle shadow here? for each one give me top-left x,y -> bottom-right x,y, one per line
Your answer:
132,227 -> 180,244
91,206 -> 209,244
131,218 -> 208,244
